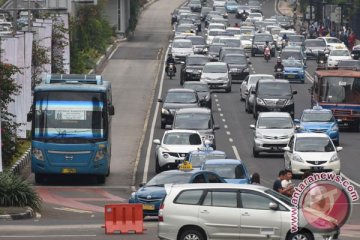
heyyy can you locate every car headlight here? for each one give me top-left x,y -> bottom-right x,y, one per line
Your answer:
331,124 -> 339,131
293,154 -> 303,162
162,152 -> 170,159
255,132 -> 263,139
130,192 -> 136,199
32,148 -> 44,161
256,98 -> 265,105
95,146 -> 107,161
285,99 -> 294,105
330,154 -> 340,163
243,68 -> 249,72
230,68 -> 238,72
161,108 -> 170,115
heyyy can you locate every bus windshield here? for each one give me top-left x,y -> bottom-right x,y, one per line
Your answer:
319,77 -> 360,104
33,91 -> 106,141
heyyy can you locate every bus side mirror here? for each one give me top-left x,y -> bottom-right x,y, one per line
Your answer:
27,112 -> 32,122
109,105 -> 115,116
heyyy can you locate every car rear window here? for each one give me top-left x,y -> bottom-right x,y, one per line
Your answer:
174,190 -> 205,205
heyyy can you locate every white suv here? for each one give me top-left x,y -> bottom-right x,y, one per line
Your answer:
158,184 -> 338,240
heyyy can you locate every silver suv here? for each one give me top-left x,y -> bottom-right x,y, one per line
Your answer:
158,183 -> 337,240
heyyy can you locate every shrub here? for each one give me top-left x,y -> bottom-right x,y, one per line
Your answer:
0,172 -> 42,212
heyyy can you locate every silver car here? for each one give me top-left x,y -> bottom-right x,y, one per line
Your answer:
171,38 -> 194,63
200,62 -> 232,92
240,74 -> 274,101
250,112 -> 296,157
158,183 -> 338,240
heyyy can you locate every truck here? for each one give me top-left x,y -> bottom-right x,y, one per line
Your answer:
27,74 -> 115,184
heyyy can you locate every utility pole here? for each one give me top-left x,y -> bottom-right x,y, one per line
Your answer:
12,0 -> 18,32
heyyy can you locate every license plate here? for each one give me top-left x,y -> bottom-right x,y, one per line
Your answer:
287,75 -> 295,78
311,166 -> 324,170
175,159 -> 183,163
143,204 -> 155,210
62,168 -> 76,174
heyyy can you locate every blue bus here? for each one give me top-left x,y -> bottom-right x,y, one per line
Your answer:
27,74 -> 115,184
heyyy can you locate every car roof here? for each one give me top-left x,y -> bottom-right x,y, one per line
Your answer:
167,88 -> 196,93
164,129 -> 200,134
173,39 -> 192,43
205,62 -> 227,66
258,112 -> 291,117
175,107 -> 211,114
295,133 -> 330,138
166,183 -> 269,192
184,81 -> 208,85
223,53 -> 246,57
258,79 -> 289,83
203,159 -> 243,164
187,54 -> 208,58
303,108 -> 332,113
249,74 -> 274,77
189,149 -> 226,155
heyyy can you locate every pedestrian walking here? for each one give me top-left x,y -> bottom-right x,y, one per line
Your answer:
251,172 -> 260,185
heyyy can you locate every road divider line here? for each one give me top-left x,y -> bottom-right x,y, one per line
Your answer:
215,99 -> 218,102
232,146 -> 241,160
222,118 -> 226,122
224,124 -> 228,129
214,94 -> 217,97
216,103 -> 220,107
141,46 -> 169,184
220,113 -> 224,117
229,138 -> 233,142
341,173 -> 360,188
305,70 -> 314,82
218,108 -> 222,111
226,131 -> 231,135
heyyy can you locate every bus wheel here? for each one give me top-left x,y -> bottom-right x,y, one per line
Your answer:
97,175 -> 106,184
35,174 -> 45,184
106,167 -> 110,177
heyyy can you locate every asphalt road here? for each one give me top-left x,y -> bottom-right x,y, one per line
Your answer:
1,0 -> 360,239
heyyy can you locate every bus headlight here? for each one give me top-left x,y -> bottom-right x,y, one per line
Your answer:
95,147 -> 107,161
32,148 -> 44,161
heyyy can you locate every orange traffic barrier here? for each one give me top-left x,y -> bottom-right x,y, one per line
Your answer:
103,204 -> 145,234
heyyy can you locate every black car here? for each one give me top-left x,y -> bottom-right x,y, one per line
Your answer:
185,35 -> 207,54
351,45 -> 360,60
222,54 -> 250,82
183,81 -> 212,109
171,108 -> 219,149
252,79 -> 297,119
188,0 -> 202,12
158,88 -> 204,129
251,33 -> 275,57
207,43 -> 225,61
180,55 -> 209,85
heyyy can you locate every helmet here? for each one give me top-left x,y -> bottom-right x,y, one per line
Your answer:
265,41 -> 269,45
277,57 -> 281,63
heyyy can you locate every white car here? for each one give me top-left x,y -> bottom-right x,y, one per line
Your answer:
206,23 -> 226,35
240,74 -> 274,101
206,29 -> 226,45
200,62 -> 232,93
327,49 -> 352,67
251,112 -> 296,157
158,184 -> 340,240
248,12 -> 263,22
171,39 -> 194,63
317,37 -> 347,50
226,27 -> 241,39
284,133 -> 342,176
153,130 -> 204,173
239,34 -> 254,50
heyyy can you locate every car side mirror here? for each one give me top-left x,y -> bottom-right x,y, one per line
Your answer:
27,112 -> 32,122
108,105 -> 115,116
165,125 -> 172,130
336,147 -> 343,152
292,90 -> 297,95
293,119 -> 300,124
269,202 -> 278,210
139,183 -> 145,188
153,139 -> 161,145
213,125 -> 220,130
283,146 -> 291,152
249,124 -> 255,129
295,125 -> 300,130
336,119 -> 342,123
158,98 -> 163,102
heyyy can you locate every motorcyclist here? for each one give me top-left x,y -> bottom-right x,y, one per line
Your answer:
166,54 -> 176,74
274,57 -> 284,72
282,33 -> 288,41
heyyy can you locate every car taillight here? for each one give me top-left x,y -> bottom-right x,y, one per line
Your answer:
158,203 -> 164,222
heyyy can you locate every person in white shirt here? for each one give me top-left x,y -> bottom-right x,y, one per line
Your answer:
281,170 -> 294,197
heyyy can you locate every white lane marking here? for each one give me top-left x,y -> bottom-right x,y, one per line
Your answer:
341,173 -> 360,188
222,118 -> 226,122
305,70 -> 314,82
108,43 -> 120,60
214,94 -> 217,97
218,108 -> 222,111
224,124 -> 228,129
0,235 -> 97,238
220,113 -> 224,117
232,146 -> 241,160
215,99 -> 219,102
216,103 -> 220,107
142,46 -> 169,183
53,208 -> 92,214
35,185 -> 130,189
253,71 -> 256,73
229,138 -> 233,142
226,131 -> 231,135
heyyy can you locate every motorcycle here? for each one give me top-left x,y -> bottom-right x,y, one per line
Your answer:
274,68 -> 283,78
167,63 -> 175,79
264,46 -> 271,62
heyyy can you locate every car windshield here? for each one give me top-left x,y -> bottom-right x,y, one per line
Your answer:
174,113 -> 211,130
208,45 -> 224,54
223,55 -> 247,64
209,30 -> 225,36
219,38 -> 240,47
188,37 -> 205,45
190,0 -> 201,3
203,64 -> 227,73
288,35 -> 304,42
249,13 -> 261,17
305,40 -> 326,47
258,117 -> 293,129
176,25 -> 193,33
163,132 -> 202,145
165,92 -> 197,103
271,29 -> 281,35
203,164 -> 246,179
146,172 -> 193,186
326,38 -> 342,43
301,112 -> 334,122
227,29 -> 241,35
330,50 -> 350,56
209,24 -> 225,30
173,41 -> 192,48
258,82 -> 292,96
281,51 -> 302,60
295,137 -> 335,152
222,48 -> 245,56
283,60 -> 303,68
240,35 -> 253,41
319,76 -> 360,104
190,153 -> 226,167
254,34 -> 273,42
249,75 -> 274,85
187,56 -> 208,65
184,83 -> 209,92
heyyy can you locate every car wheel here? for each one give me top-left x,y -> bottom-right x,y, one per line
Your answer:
286,230 -> 314,240
155,157 -> 162,174
106,167 -> 110,177
161,121 -> 166,129
97,175 -> 106,184
179,228 -> 205,240
225,86 -> 231,93
35,173 -> 45,184
253,147 -> 259,158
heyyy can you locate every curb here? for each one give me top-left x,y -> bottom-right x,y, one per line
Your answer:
0,207 -> 34,220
